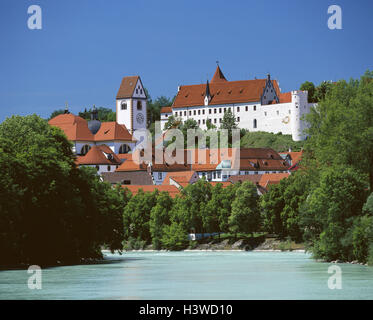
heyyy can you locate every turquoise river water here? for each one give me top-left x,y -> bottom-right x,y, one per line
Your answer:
0,251 -> 372,299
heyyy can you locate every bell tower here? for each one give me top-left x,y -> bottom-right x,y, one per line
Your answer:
116,75 -> 147,134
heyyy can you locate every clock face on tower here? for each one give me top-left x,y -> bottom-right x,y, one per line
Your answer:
136,113 -> 144,124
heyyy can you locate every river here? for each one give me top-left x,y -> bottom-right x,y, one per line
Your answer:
0,251 -> 372,299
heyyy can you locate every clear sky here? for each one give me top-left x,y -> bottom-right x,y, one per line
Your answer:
0,0 -> 372,121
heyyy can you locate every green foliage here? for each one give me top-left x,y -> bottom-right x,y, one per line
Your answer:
220,109 -> 237,130
145,89 -> 174,126
229,181 -> 261,236
150,192 -> 173,249
300,81 -> 316,103
123,189 -> 158,244
0,115 -> 124,266
161,222 -> 188,250
240,131 -> 304,152
78,107 -> 116,122
49,109 -> 65,120
300,167 -> 368,261
351,215 -> 373,263
305,71 -> 373,190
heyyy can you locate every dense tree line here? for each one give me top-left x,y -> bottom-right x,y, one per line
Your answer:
0,115 -> 124,267
122,180 -> 261,250
262,71 -> 373,264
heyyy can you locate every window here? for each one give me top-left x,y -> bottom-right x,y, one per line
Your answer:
137,101 -> 142,110
254,171 -> 258,175
198,120 -> 200,124
264,112 -> 267,116
253,105 -> 256,111
209,109 -> 212,114
194,110 -> 196,115
95,165 -> 99,171
214,109 -> 217,114
140,89 -> 143,94
237,107 -> 240,112
122,180 -> 131,185
107,166 -> 111,171
158,172 -> 162,180
198,110 -> 200,115
245,106 -> 248,111
203,119 -> 205,124
214,118 -> 217,123
175,112 -> 178,117
217,171 -> 221,178
253,119 -> 257,129
81,144 -> 91,155
202,110 -> 205,115
237,117 -> 240,122
277,110 -> 279,116
136,89 -> 138,94
219,108 -> 222,113
189,111 -> 192,116
184,111 -> 187,116
119,144 -> 131,154
121,102 -> 127,110
289,110 -> 291,114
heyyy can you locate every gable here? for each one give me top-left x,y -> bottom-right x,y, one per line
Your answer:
132,78 -> 147,99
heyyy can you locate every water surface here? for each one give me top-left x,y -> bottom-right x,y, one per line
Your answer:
0,251 -> 372,299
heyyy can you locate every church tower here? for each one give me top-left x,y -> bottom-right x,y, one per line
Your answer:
116,76 -> 147,134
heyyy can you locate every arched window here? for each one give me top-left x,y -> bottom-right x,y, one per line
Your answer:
119,144 -> 131,154
253,119 -> 257,129
81,144 -> 91,155
121,101 -> 127,110
137,101 -> 142,110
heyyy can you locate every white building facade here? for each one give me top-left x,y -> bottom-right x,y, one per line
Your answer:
161,66 -> 315,141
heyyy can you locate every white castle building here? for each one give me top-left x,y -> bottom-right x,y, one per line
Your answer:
160,66 -> 315,141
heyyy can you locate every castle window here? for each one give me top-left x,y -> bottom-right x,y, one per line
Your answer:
184,111 -> 187,116
158,172 -> 162,180
253,119 -> 257,129
245,106 -> 248,111
189,111 -> 192,116
107,166 -> 111,172
214,109 -> 217,114
237,107 -> 240,112
198,110 -> 201,115
119,144 -> 131,154
254,105 -> 256,111
137,101 -> 142,110
209,109 -> 212,114
140,89 -> 143,94
81,144 -> 91,155
202,110 -> 205,115
175,112 -> 178,117
219,118 -> 222,123
136,89 -> 138,94
219,108 -> 222,113
237,117 -> 240,122
193,110 -> 196,115
121,102 -> 127,110
214,119 -> 217,123
203,119 -> 205,124
198,120 -> 200,124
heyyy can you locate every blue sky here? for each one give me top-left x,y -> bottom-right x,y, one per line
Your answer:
0,0 -> 372,121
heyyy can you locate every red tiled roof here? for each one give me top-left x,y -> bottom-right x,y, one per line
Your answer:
211,65 -> 227,83
269,91 -> 292,104
48,113 -> 94,141
122,185 -> 180,198
160,106 -> 173,114
76,145 -> 121,165
94,122 -> 134,141
162,171 -> 197,185
116,76 -> 140,99
173,78 -> 281,108
259,173 -> 290,188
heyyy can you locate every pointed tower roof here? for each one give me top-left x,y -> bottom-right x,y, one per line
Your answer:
211,65 -> 227,83
205,80 -> 211,98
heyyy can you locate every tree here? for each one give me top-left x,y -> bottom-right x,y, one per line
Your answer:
220,109 -> 237,130
123,189 -> 158,245
150,192 -> 173,249
0,115 -> 124,266
229,181 -> 260,237
305,71 -> 373,191
300,81 -> 316,103
146,91 -> 174,127
161,222 -> 188,250
49,109 -> 65,120
300,167 -> 368,261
